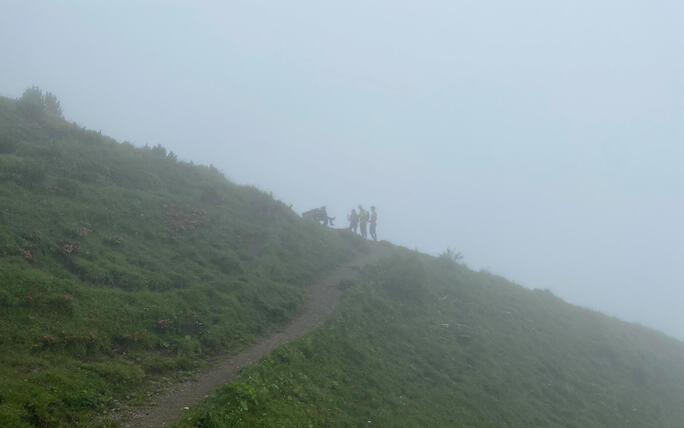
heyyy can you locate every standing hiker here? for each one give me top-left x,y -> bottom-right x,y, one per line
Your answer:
348,209 -> 359,234
369,206 -> 377,241
358,205 -> 369,239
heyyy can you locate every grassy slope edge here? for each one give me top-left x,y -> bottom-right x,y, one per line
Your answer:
176,252 -> 684,428
0,96 -> 362,427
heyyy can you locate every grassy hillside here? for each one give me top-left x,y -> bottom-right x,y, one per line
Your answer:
4,92 -> 684,428
0,95 -> 362,426
177,252 -> 684,428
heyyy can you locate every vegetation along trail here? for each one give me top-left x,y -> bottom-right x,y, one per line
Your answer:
123,243 -> 391,427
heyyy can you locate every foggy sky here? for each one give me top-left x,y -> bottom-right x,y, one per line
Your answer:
2,1 -> 683,339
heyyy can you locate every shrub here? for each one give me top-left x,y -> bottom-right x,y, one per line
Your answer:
17,86 -> 44,121
16,87 -> 64,121
438,247 -> 463,267
43,91 -> 63,117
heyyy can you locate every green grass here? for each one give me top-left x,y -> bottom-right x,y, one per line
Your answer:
4,93 -> 684,427
0,95 -> 361,426
176,252 -> 684,428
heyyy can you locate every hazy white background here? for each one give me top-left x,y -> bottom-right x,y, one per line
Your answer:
2,1 -> 683,338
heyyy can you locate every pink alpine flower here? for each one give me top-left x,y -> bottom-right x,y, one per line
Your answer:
62,241 -> 81,256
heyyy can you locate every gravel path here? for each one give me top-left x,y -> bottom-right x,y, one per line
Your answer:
122,246 -> 387,427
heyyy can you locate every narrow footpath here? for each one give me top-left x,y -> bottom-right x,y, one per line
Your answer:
122,245 -> 389,427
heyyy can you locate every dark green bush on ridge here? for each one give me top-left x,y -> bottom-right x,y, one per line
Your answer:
16,87 -> 63,123
43,91 -> 63,118
17,86 -> 45,122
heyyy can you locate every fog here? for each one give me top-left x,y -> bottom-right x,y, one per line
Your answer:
2,1 -> 683,339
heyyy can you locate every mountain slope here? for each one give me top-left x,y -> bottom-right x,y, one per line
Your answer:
2,94 -> 684,428
177,253 -> 684,428
123,245 -> 391,428
0,95 -> 362,426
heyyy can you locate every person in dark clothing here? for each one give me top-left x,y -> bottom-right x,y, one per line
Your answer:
302,206 -> 334,226
348,209 -> 359,234
369,206 -> 377,241
320,206 -> 332,226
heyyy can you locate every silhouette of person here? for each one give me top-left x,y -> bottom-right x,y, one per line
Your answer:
320,206 -> 330,226
369,206 -> 377,241
348,209 -> 359,233
358,205 -> 369,239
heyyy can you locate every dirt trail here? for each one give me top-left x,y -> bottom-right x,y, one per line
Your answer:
122,245 -> 388,427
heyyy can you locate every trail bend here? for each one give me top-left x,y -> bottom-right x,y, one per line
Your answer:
122,244 -> 389,427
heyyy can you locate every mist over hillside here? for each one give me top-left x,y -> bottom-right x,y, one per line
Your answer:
3,1 -> 683,341
1,94 -> 684,427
